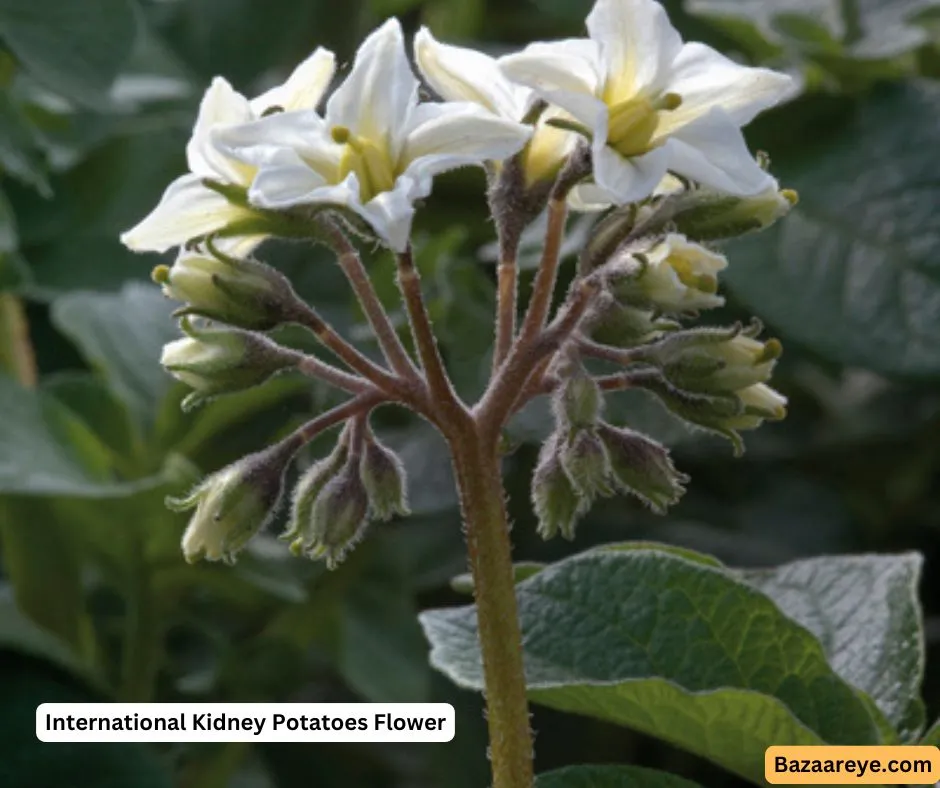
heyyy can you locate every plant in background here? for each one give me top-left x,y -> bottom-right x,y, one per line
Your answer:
113,0 -> 936,786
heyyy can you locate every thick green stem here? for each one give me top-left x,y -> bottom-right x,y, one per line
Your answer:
450,424 -> 534,788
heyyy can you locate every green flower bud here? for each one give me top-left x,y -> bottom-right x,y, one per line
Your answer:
647,323 -> 783,394
586,293 -> 680,349
668,184 -> 798,242
282,436 -> 350,552
152,247 -> 303,331
359,436 -> 410,521
560,428 -> 614,500
605,234 -> 727,314
553,361 -> 603,429
632,370 -> 786,456
598,423 -> 688,514
296,460 -> 371,570
532,435 -> 585,541
168,436 -> 300,564
161,317 -> 300,410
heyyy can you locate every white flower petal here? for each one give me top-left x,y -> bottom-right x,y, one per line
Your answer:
500,39 -> 603,99
414,28 -> 528,120
665,109 -> 774,196
213,110 -> 341,180
187,77 -> 253,182
659,42 -> 794,133
586,0 -> 683,100
248,162 -> 338,210
120,174 -> 254,253
326,19 -> 418,160
357,178 -> 418,252
402,101 -> 532,184
568,182 -> 613,212
592,141 -> 669,204
250,47 -> 337,114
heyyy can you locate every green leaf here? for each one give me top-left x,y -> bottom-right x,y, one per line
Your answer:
741,553 -> 926,741
0,0 -> 137,108
536,765 -> 706,788
51,282 -> 179,424
420,548 -> 880,784
0,90 -> 48,194
725,82 -> 940,379
0,650 -> 173,788
0,373 -> 158,496
921,718 -> 940,746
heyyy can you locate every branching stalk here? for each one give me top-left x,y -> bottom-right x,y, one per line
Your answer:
493,237 -> 520,373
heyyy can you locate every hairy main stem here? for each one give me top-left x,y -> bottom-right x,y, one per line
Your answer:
449,422 -> 534,788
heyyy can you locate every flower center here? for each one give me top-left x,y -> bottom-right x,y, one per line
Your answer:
331,126 -> 397,202
606,93 -> 681,157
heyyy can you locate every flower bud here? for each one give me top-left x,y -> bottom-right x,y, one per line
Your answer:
585,292 -> 680,348
168,436 -> 300,564
359,436 -> 409,521
553,360 -> 602,429
632,370 -> 786,456
668,184 -> 798,242
282,435 -> 349,552
294,459 -> 371,569
560,429 -> 614,500
604,234 -> 727,314
647,323 -> 783,394
152,247 -> 303,331
598,423 -> 688,514
161,317 -> 300,410
531,435 -> 585,541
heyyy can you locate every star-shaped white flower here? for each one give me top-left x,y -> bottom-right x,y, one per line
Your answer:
499,0 -> 794,204
214,20 -> 533,252
120,48 -> 337,254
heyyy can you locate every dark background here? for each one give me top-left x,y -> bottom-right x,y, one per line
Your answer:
0,0 -> 938,786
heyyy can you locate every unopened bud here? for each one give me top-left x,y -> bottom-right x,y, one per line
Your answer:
648,322 -> 783,394
605,234 -> 727,314
300,460 -> 371,569
283,434 -> 349,551
586,292 -> 680,348
668,184 -> 797,242
560,429 -> 613,500
553,360 -> 602,429
161,317 -> 299,410
168,436 -> 299,564
532,435 -> 585,541
598,423 -> 688,514
359,436 -> 409,521
152,246 -> 303,331
632,370 -> 786,456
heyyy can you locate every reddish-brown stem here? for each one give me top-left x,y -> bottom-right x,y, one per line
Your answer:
448,422 -> 534,788
319,219 -> 422,384
493,238 -> 520,373
294,354 -> 374,395
517,196 -> 568,346
296,391 -> 385,444
396,247 -> 464,421
294,305 -> 401,394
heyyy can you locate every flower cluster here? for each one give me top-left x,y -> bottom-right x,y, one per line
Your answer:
122,0 -> 796,564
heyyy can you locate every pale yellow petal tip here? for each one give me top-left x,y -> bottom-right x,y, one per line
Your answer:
151,265 -> 171,285
781,189 -> 799,206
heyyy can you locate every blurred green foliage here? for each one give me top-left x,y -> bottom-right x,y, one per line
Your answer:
0,0 -> 938,786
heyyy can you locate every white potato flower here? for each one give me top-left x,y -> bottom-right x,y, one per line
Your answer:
120,49 -> 336,254
213,20 -> 533,251
414,27 -> 576,185
499,0 -> 794,205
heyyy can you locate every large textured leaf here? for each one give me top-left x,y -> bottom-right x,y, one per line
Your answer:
536,765 -> 705,788
0,374 -> 158,497
0,0 -> 136,108
742,553 -> 925,741
724,82 -> 940,378
51,282 -> 178,424
420,549 -> 881,784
